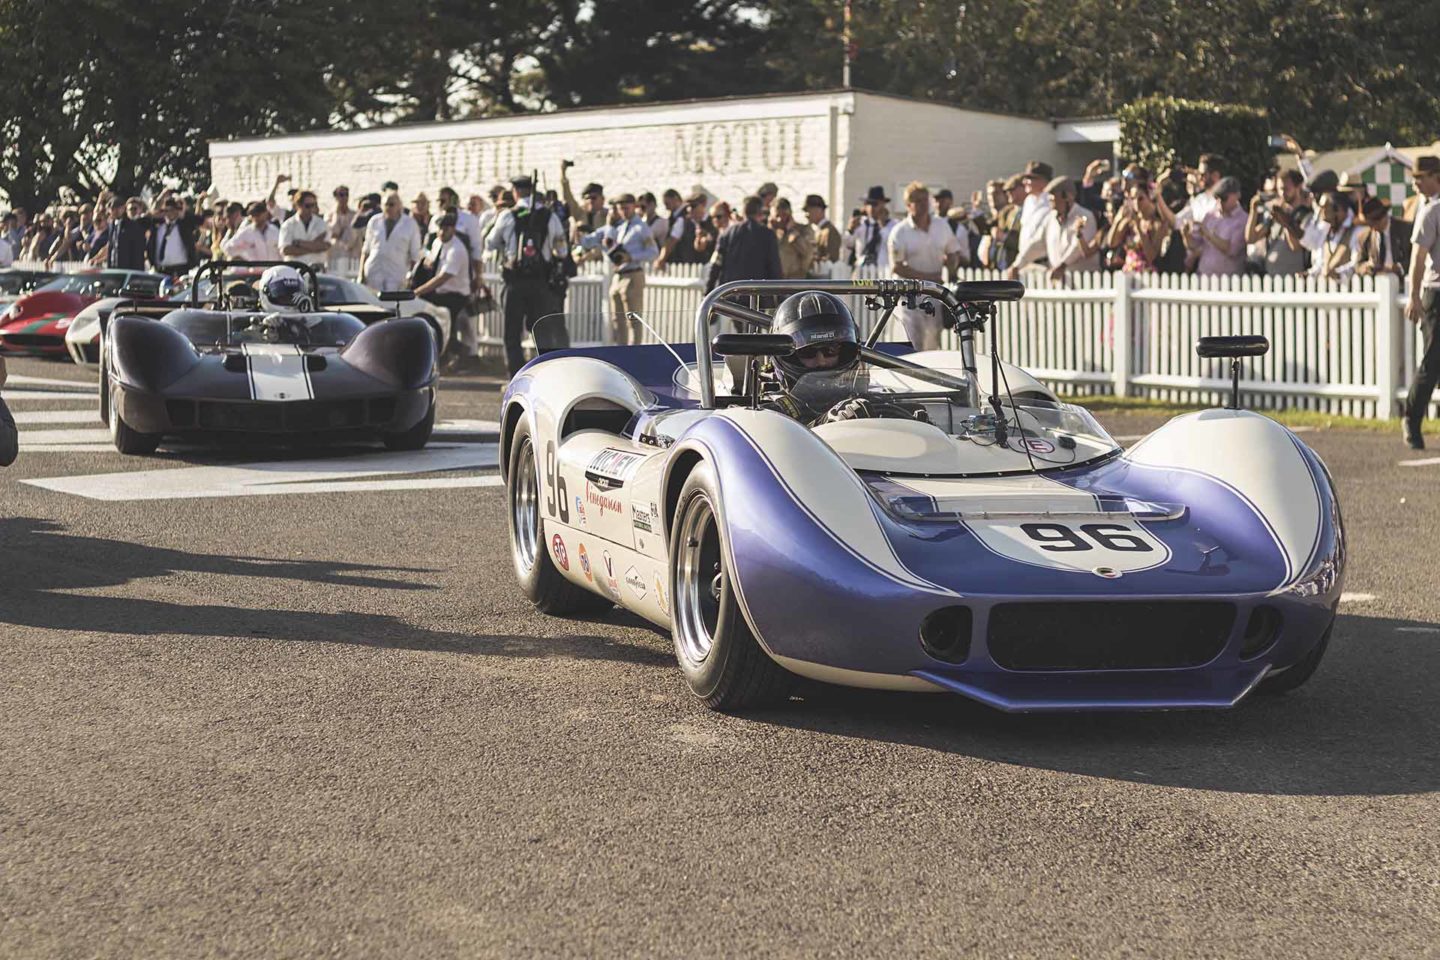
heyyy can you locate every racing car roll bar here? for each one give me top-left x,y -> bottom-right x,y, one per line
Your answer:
695,279 -> 1019,410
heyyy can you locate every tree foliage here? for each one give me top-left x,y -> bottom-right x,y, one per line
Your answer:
1118,97 -> 1272,192
3,0 -> 1438,207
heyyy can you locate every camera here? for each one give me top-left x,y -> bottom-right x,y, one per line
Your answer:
607,249 -> 626,265
561,159 -> 575,169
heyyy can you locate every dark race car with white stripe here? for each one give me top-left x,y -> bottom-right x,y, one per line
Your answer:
101,260 -> 436,454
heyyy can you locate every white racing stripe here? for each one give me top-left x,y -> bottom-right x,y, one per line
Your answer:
240,343 -> 313,402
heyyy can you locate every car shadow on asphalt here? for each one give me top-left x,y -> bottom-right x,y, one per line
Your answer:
0,517 -> 665,667
744,613 -> 1440,797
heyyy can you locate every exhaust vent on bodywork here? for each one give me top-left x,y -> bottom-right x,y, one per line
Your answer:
920,606 -> 973,664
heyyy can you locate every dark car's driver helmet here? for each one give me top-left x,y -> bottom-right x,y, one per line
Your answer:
258,265 -> 313,313
772,291 -> 861,384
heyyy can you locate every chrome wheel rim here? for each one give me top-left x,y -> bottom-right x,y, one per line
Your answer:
512,438 -> 540,571
675,495 -> 723,665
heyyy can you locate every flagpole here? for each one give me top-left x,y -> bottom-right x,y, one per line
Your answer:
842,0 -> 852,87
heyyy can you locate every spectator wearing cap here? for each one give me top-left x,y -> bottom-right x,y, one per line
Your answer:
1246,168 -> 1312,276
327,186 -> 359,273
560,166 -> 606,240
769,198 -> 814,280
888,181 -> 961,349
1402,155 -> 1440,449
706,195 -> 781,294
804,195 -> 841,270
358,192 -> 421,292
222,202 -> 281,262
1184,176 -> 1247,276
414,211 -> 476,369
1354,196 -> 1407,279
280,190 -> 331,268
656,192 -> 706,270
982,174 -> 1026,270
1014,160 -> 1055,268
487,176 -> 571,374
1008,176 -> 1100,282
578,192 -> 658,346
845,186 -> 897,272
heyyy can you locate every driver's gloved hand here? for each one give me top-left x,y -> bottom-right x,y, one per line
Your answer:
828,397 -> 871,421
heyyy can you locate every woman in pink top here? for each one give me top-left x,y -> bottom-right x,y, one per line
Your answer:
1106,181 -> 1166,273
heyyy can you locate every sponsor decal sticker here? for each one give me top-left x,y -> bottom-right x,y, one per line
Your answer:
624,566 -> 647,600
654,573 -> 668,614
632,503 -> 654,533
579,543 -> 592,581
574,495 -> 586,524
807,329 -> 836,341
585,484 -> 623,518
586,447 -> 645,489
1016,437 -> 1055,454
551,534 -> 569,571
602,550 -> 620,595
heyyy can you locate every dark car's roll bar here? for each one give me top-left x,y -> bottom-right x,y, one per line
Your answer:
190,260 -> 323,310
695,279 -> 1021,409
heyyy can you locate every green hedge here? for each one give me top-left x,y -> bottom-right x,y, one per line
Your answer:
1118,97 -> 1272,194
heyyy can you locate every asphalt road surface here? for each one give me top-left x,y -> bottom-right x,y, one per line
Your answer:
3,354 -> 1438,958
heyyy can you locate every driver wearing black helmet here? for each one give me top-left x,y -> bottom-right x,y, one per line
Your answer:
760,291 -> 866,423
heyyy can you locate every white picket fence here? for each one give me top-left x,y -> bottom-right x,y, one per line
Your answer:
471,261 -> 1419,419
16,256 -> 1421,419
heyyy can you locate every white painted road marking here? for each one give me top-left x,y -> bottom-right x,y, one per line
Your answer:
434,418 -> 501,436
19,427 -> 111,447
22,443 -> 499,501
5,374 -> 96,389
11,409 -> 97,424
1399,457 -> 1440,467
2,390 -> 98,402
1340,592 -> 1376,604
1397,626 -> 1440,634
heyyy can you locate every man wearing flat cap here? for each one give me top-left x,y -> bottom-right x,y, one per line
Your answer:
1014,160 -> 1055,268
560,164 -> 606,241
487,174 -> 572,376
1403,155 -> 1440,448
804,194 -> 841,271
656,192 -> 708,270
578,192 -> 658,346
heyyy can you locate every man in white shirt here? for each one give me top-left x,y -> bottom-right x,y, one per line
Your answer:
221,203 -> 281,262
846,186 -> 897,272
1014,160 -> 1055,267
887,181 -> 960,350
279,191 -> 330,267
437,185 -> 485,286
358,193 -> 422,292
1307,191 -> 1361,280
414,212 -> 475,369
1159,153 -> 1225,235
1008,177 -> 1100,282
326,186 -> 360,273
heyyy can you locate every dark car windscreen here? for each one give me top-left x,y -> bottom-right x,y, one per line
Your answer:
0,271 -> 52,295
36,273 -> 132,298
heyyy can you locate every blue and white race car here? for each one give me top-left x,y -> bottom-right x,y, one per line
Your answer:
500,279 -> 1343,712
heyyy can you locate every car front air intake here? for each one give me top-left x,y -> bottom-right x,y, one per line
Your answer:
988,601 -> 1236,671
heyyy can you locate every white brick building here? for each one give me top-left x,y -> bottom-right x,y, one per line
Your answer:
208,90 -> 1116,213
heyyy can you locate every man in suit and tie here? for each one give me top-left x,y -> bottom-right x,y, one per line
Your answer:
845,186 -> 896,272
149,195 -> 199,276
1354,196 -> 1409,278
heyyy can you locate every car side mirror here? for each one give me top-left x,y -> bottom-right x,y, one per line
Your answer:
1197,336 -> 1270,409
379,290 -> 415,302
712,333 -> 793,357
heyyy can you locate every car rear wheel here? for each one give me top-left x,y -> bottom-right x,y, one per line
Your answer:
506,421 -> 610,616
381,399 -> 435,451
670,462 -> 792,711
108,382 -> 160,455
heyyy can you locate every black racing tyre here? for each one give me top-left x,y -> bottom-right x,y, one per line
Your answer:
108,383 -> 160,455
382,399 -> 435,451
1256,620 -> 1333,695
506,421 -> 610,616
97,358 -> 111,427
669,461 -> 792,711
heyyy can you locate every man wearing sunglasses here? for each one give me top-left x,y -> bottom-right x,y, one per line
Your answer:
279,190 -> 331,267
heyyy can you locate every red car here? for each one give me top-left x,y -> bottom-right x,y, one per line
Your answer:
0,269 -> 163,356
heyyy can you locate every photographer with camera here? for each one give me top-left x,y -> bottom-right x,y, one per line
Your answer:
487,174 -> 571,376
577,192 -> 658,346
1245,169 -> 1312,276
559,160 -> 605,243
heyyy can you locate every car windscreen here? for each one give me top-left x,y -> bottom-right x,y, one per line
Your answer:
162,309 -> 366,347
317,276 -> 379,306
0,271 -> 52,295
